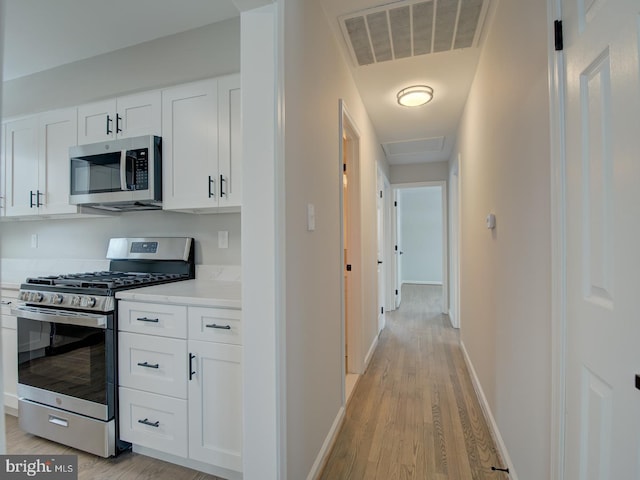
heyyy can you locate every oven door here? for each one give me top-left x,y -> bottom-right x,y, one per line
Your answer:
13,305 -> 115,421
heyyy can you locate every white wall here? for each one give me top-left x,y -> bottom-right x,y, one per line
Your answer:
390,160 -> 448,184
2,18 -> 240,118
281,0 -> 388,477
453,0 -> 551,477
0,18 -> 242,270
398,187 -> 443,284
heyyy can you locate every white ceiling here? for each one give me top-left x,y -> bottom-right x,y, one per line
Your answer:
2,0 -> 487,166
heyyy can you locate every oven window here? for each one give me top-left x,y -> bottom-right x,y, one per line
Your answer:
17,319 -> 109,405
70,153 -> 123,195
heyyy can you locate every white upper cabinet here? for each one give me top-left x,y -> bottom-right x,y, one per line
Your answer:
4,108 -> 81,218
162,74 -> 241,213
0,124 -> 6,216
38,108 -> 79,215
4,116 -> 40,217
77,90 -> 161,144
217,74 -> 242,210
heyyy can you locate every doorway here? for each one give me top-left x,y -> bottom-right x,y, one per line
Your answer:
339,100 -> 363,402
392,181 -> 448,315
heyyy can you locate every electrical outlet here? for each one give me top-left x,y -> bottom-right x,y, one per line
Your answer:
218,231 -> 229,249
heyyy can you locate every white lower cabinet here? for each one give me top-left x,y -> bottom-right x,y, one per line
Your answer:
1,289 -> 18,411
118,300 -> 242,477
188,340 -> 242,471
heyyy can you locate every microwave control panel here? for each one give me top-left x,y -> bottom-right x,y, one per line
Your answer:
128,148 -> 149,190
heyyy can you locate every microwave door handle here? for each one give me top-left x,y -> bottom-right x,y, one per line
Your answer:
120,149 -> 128,191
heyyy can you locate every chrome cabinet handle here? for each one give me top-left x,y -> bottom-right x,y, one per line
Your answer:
136,317 -> 159,323
137,361 -> 159,369
205,323 -> 231,330
138,418 -> 159,428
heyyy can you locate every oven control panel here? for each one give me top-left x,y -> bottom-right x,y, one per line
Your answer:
18,290 -> 114,313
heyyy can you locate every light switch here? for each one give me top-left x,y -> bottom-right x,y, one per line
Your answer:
486,213 -> 496,230
218,231 -> 229,249
307,204 -> 316,231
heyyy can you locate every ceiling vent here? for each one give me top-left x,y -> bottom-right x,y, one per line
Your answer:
340,0 -> 485,67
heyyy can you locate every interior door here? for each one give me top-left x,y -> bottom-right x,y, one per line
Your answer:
376,169 -> 385,332
562,0 -> 640,477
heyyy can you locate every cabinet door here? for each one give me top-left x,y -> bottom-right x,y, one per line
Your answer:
38,108 -> 78,215
117,90 -> 161,139
0,124 -> 5,215
188,340 -> 242,472
162,79 -> 219,211
2,326 -> 18,410
77,99 -> 116,144
5,117 -> 39,217
218,74 -> 242,209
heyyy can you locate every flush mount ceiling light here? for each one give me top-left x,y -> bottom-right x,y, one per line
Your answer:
397,85 -> 434,107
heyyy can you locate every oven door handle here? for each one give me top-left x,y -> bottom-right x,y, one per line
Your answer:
11,305 -> 108,329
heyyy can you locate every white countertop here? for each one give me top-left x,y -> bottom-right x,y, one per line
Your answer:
115,280 -> 241,309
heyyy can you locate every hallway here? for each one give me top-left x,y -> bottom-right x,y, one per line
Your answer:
320,284 -> 505,479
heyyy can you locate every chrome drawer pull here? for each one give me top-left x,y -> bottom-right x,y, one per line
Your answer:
48,415 -> 69,427
205,323 -> 231,330
136,317 -> 159,323
138,418 -> 160,428
137,361 -> 159,369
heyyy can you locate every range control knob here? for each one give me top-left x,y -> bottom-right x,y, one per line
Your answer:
30,292 -> 44,303
52,294 -> 64,304
71,296 -> 81,306
87,297 -> 97,308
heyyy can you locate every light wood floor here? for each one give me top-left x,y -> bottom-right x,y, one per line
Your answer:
320,284 -> 507,480
3,414 -> 222,480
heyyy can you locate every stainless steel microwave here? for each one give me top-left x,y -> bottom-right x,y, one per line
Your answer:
69,135 -> 161,211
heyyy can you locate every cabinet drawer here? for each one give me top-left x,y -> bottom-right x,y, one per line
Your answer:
119,301 -> 187,338
119,387 -> 187,457
188,307 -> 242,345
118,332 -> 187,398
1,315 -> 17,330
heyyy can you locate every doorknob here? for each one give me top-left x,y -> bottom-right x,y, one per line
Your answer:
399,251 -> 404,255
377,260 -> 383,264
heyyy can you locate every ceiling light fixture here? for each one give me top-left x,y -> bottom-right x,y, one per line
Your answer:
396,85 -> 434,107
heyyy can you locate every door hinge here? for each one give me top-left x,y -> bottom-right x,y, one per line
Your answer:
346,264 -> 352,271
379,190 -> 383,198
394,201 -> 397,207
554,20 -> 563,51
395,289 -> 398,295
343,163 -> 346,172
394,245 -> 398,251
381,307 -> 384,314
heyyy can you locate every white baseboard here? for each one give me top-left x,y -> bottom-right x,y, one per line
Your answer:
460,341 -> 518,480
364,335 -> 378,371
306,405 -> 346,480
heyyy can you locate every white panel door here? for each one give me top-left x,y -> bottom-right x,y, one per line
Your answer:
563,0 -> 640,478
117,90 -> 161,139
188,340 -> 242,472
218,74 -> 242,208
5,117 -> 39,217
38,108 -> 78,215
162,79 -> 218,210
77,99 -> 115,144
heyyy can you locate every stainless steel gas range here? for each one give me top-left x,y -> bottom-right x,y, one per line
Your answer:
11,237 -> 195,457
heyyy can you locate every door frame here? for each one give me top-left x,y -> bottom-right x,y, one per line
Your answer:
547,0 -> 567,477
392,181 -> 449,314
338,100 -> 364,391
